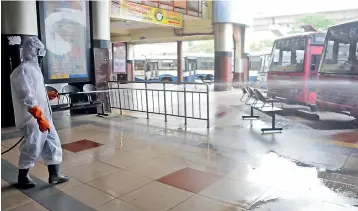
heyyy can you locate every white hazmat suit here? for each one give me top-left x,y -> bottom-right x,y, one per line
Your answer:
10,37 -> 68,189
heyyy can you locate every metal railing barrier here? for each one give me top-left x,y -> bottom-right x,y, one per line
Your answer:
107,81 -> 210,128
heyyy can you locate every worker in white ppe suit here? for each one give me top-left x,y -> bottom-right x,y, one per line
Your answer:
10,36 -> 69,189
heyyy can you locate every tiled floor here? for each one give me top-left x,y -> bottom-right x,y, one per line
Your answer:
87,170 -> 152,197
2,180 -> 33,211
64,184 -> 115,208
126,158 -> 188,180
331,131 -> 358,143
2,92 -> 358,210
158,168 -> 221,193
121,181 -> 193,211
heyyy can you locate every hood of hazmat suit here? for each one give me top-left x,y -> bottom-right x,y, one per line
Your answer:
10,36 -> 62,169
10,36 -> 51,128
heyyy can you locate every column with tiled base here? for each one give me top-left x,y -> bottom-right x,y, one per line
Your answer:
233,25 -> 246,88
213,23 -> 233,91
1,1 -> 39,127
212,0 -> 252,91
92,1 -> 111,111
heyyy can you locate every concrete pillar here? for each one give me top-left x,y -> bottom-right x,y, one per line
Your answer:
214,23 -> 233,91
233,25 -> 246,88
2,1 -> 38,35
212,0 -> 252,91
177,41 -> 183,83
126,43 -> 134,81
92,1 -> 111,42
91,1 -> 111,110
1,1 -> 38,127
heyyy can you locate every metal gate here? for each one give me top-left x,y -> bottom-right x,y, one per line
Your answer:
107,81 -> 210,128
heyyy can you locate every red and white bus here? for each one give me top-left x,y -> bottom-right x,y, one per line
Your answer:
316,20 -> 358,119
267,32 -> 326,106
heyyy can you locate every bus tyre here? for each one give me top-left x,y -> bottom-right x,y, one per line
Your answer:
161,77 -> 172,83
205,74 -> 213,80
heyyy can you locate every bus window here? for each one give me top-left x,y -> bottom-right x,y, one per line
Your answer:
249,56 -> 262,71
273,49 -> 280,63
188,60 -> 197,72
148,62 -> 158,71
197,57 -> 214,70
262,54 -> 271,72
134,60 -> 145,70
320,34 -> 357,74
282,51 -> 291,66
270,37 -> 306,72
160,59 -> 177,70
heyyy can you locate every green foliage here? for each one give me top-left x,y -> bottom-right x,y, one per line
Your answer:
249,39 -> 274,52
186,40 -> 214,53
289,14 -> 336,33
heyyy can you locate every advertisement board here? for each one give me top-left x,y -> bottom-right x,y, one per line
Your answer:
128,0 -> 202,17
111,0 -> 183,28
113,42 -> 127,73
38,0 -> 91,83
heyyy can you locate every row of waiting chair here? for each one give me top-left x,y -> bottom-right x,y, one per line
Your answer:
45,84 -> 106,115
240,86 -> 283,108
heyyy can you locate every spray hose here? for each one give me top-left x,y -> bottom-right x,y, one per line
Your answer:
2,137 -> 24,155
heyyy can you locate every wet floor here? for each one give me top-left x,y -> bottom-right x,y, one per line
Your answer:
245,152 -> 358,210
2,89 -> 358,210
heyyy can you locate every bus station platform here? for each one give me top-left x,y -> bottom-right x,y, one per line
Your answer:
2,90 -> 358,211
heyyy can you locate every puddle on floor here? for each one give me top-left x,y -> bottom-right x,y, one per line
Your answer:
245,152 -> 358,210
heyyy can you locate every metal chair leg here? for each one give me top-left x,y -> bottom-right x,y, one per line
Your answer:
253,99 -> 258,106
97,103 -> 108,117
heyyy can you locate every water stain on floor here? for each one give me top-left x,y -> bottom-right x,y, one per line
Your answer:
245,151 -> 358,210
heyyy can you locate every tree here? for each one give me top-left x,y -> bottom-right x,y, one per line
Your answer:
249,39 -> 274,52
186,40 -> 214,53
248,14 -> 335,51
289,14 -> 336,33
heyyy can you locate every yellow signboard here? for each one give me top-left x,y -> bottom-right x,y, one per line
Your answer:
51,73 -> 69,79
111,0 -> 183,28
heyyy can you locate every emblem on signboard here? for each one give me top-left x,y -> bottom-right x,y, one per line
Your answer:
154,9 -> 164,21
